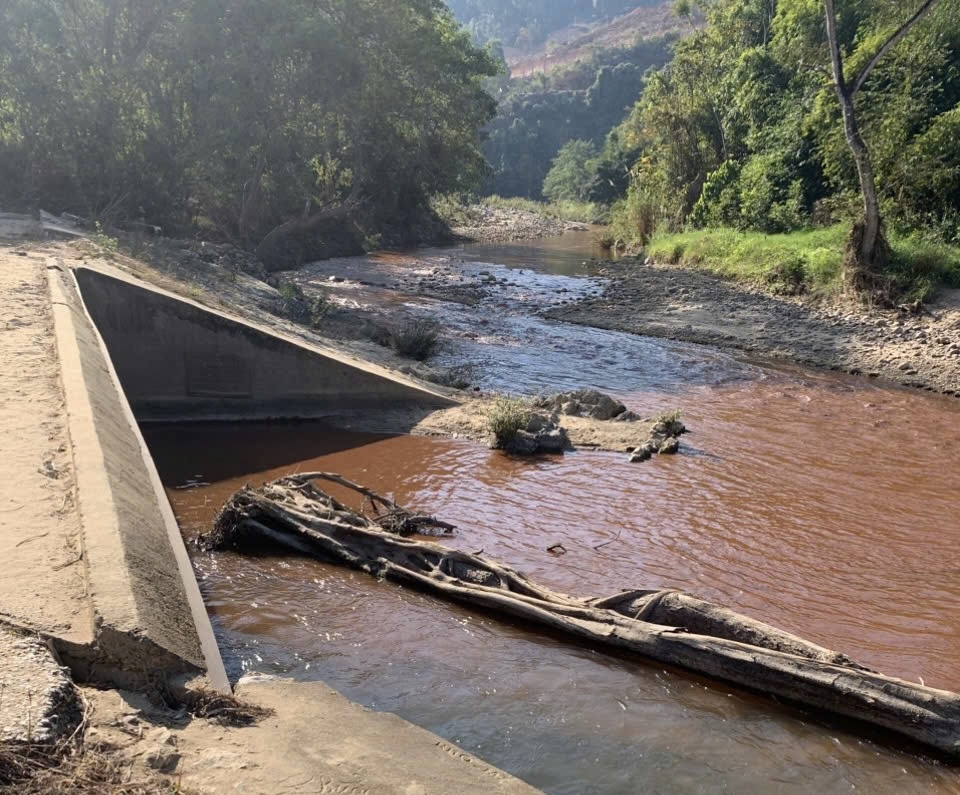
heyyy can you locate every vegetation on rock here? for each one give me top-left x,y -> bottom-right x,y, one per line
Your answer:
484,395 -> 532,448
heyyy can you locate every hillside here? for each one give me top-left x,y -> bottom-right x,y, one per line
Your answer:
445,0 -> 665,50
476,2 -> 682,200
505,3 -> 684,78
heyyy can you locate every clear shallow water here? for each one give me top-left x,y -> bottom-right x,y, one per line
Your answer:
143,234 -> 960,794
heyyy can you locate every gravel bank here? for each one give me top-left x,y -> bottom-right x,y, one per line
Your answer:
546,258 -> 960,397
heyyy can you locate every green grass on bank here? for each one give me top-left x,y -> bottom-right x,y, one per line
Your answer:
483,195 -> 609,225
646,225 -> 960,301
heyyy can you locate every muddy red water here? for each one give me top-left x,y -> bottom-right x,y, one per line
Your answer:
144,372 -> 960,794
142,234 -> 960,794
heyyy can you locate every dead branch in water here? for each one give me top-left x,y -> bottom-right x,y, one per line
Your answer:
202,473 -> 960,759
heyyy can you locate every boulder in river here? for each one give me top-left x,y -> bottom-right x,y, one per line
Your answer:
535,389 -> 632,421
502,412 -> 571,455
628,411 -> 686,463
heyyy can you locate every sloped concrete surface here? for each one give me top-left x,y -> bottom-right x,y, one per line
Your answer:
85,678 -> 544,795
0,625 -> 80,744
74,265 -> 457,422
49,262 -> 227,689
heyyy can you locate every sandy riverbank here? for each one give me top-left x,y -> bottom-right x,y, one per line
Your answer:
547,257 -> 960,397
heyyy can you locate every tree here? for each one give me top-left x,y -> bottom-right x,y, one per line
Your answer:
0,0 -> 500,262
822,0 -> 941,280
543,139 -> 597,202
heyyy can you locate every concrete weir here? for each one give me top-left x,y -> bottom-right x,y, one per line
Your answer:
51,263 -> 457,687
73,266 -> 456,421
49,265 -> 227,690
1,248 -> 538,793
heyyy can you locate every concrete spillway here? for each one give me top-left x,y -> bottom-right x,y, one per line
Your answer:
45,262 -> 456,690
74,267 -> 456,422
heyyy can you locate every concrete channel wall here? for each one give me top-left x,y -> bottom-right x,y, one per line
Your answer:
74,267 -> 455,421
50,266 -> 228,689
59,263 -> 453,687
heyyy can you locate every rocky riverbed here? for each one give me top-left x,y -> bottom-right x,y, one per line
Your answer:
450,204 -> 590,243
80,222 -> 960,402
547,257 -> 960,397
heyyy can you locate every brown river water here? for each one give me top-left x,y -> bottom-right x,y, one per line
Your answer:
142,234 -> 960,794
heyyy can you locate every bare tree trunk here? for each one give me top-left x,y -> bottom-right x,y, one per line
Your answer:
823,0 -> 941,275
238,149 -> 267,240
103,0 -> 120,65
835,88 -> 882,266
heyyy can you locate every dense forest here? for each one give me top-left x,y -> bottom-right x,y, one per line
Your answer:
0,0 -> 499,263
3,0 -> 957,278
482,36 -> 674,198
445,0 -> 662,48
572,0 -> 960,256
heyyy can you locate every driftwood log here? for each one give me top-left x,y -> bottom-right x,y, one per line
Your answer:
202,473 -> 960,759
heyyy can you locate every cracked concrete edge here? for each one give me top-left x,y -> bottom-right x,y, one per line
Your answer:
0,623 -> 82,744
48,262 -> 228,692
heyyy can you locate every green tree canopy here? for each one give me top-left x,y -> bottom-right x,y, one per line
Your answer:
542,139 -> 598,202
606,0 -> 960,245
0,0 -> 499,260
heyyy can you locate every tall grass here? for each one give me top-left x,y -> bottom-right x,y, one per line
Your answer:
484,395 -> 531,449
646,225 -> 960,300
390,319 -> 441,361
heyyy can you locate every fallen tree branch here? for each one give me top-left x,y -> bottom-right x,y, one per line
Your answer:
202,474 -> 960,759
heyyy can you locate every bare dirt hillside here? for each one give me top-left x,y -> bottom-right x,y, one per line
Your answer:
506,3 -> 684,78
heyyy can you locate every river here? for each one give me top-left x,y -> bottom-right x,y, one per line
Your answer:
142,233 -> 960,794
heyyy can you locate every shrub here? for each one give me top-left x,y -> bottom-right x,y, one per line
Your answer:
484,396 -> 531,449
308,293 -> 330,328
690,160 -> 741,229
391,319 -> 441,361
277,281 -> 305,301
92,222 -> 118,255
763,255 -> 808,295
275,281 -> 329,328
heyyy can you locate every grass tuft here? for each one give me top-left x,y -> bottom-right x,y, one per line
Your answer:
484,395 -> 531,449
390,319 -> 442,361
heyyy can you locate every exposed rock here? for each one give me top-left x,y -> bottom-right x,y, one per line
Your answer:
658,437 -> 680,455
450,203 -> 581,244
628,412 -> 687,463
628,446 -> 654,463
498,412 -> 571,456
534,389 -> 630,421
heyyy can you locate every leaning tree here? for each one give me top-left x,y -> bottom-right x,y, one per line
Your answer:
822,0 -> 941,287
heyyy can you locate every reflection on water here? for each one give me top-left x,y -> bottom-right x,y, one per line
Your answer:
143,233 -> 960,794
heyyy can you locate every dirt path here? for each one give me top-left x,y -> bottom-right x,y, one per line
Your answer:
547,259 -> 960,397
0,247 -> 89,641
